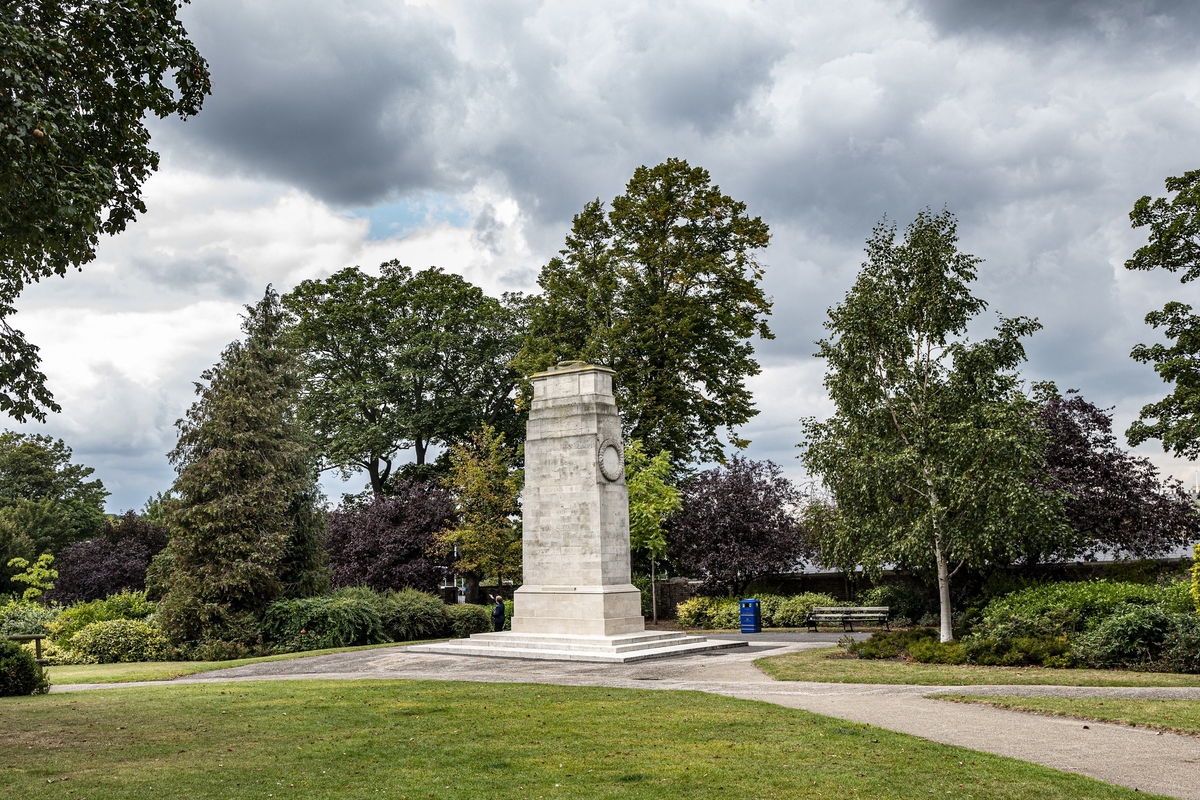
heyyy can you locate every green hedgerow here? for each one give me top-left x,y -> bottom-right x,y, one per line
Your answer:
376,589 -> 447,642
0,638 -> 48,695
48,590 -> 155,646
69,618 -> 170,664
261,591 -> 386,652
445,604 -> 490,638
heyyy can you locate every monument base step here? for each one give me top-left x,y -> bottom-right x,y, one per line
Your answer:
409,630 -> 748,663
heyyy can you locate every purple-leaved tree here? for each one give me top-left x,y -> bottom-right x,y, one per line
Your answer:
325,479 -> 455,593
49,511 -> 169,603
1039,386 -> 1200,560
669,457 -> 808,596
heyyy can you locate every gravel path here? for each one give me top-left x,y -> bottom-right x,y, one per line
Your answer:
54,638 -> 1200,799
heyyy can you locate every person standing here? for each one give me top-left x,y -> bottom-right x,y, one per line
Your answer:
491,595 -> 506,632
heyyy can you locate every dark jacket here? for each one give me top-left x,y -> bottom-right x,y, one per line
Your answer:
491,601 -> 506,624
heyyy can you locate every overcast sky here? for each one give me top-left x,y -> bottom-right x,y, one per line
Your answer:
12,0 -> 1200,511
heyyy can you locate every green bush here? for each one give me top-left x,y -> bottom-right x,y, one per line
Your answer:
857,584 -> 929,624
503,599 -> 514,631
963,635 -> 1072,667
261,590 -> 386,652
1072,605 -> 1175,669
191,640 -> 253,662
772,593 -> 839,628
376,589 -> 447,642
0,599 -> 59,636
1192,544 -> 1199,611
69,619 -> 171,663
0,638 -> 48,695
848,627 -> 938,659
445,603 -> 490,638
1161,613 -> 1200,674
48,590 -> 155,646
907,637 -> 968,665
676,597 -> 723,628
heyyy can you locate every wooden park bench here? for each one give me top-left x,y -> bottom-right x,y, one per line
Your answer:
806,606 -> 890,633
6,634 -> 48,666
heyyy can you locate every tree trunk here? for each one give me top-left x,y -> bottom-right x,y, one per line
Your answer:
934,532 -> 953,642
368,460 -> 384,498
463,573 -> 483,604
651,559 -> 658,624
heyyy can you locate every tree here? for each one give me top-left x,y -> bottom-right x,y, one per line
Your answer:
1124,170 -> 1200,458
49,510 -> 168,603
437,423 -> 522,602
1038,385 -> 1200,560
283,262 -> 524,496
155,288 -> 326,650
799,210 -> 1066,642
624,439 -> 681,622
6,552 -> 54,600
325,479 -> 454,594
518,158 -> 773,466
0,0 -> 210,421
669,456 -> 806,597
0,431 -> 108,593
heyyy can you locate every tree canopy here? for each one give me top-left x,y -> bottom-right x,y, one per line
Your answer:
799,210 -> 1066,642
0,0 -> 210,421
1124,169 -> 1200,459
519,158 -> 773,466
669,456 -> 806,597
155,288 -> 325,650
283,261 -> 524,496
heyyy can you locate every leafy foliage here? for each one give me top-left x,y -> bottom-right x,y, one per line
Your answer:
0,637 -> 47,695
0,0 -> 210,421
669,457 -> 807,597
438,424 -> 522,589
444,603 -> 490,638
155,288 -> 327,649
800,210 -> 1066,641
50,511 -> 168,603
1038,386 -> 1200,559
675,592 -> 839,629
0,596 -> 56,635
46,590 -> 154,646
260,590 -> 386,653
375,588 -> 447,642
68,618 -> 170,663
283,262 -> 524,495
1123,170 -> 1200,457
857,585 -> 931,625
325,480 -> 453,594
518,158 -> 773,466
1193,543 -> 1199,611
7,551 -> 54,599
625,440 -> 680,563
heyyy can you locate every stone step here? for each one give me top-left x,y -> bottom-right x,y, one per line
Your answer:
410,636 -> 746,664
468,631 -> 696,649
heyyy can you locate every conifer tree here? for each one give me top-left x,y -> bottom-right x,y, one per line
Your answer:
155,287 -> 326,651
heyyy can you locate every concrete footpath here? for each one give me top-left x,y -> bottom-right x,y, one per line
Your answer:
55,639 -> 1200,799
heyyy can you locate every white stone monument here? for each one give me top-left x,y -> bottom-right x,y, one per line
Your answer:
414,362 -> 746,662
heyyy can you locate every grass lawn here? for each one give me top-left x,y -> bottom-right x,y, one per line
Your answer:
44,640 -> 444,685
0,680 -> 1161,799
936,695 -> 1200,737
756,646 -> 1200,687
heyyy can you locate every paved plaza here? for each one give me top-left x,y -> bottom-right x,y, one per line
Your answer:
55,638 -> 1200,799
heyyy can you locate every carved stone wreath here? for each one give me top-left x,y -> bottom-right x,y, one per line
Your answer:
597,438 -> 624,482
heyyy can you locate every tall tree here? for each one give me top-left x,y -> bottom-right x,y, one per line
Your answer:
437,423 -> 522,603
668,456 -> 806,597
1038,384 -> 1200,560
155,288 -> 326,650
0,0 -> 210,421
799,210 -> 1066,642
1124,170 -> 1200,459
284,262 -> 524,496
518,158 -> 773,466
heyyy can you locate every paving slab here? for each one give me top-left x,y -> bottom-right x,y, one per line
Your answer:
52,640 -> 1200,799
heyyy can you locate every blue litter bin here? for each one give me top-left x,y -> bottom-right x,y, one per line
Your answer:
740,598 -> 761,633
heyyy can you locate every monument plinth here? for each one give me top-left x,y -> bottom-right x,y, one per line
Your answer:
412,362 -> 745,662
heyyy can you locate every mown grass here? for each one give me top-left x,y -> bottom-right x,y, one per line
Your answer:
0,680 -> 1160,799
756,646 -> 1200,687
44,640 -> 443,685
937,695 -> 1200,736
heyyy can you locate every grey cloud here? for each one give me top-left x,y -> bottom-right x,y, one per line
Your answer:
132,251 -> 249,298
914,0 -> 1200,46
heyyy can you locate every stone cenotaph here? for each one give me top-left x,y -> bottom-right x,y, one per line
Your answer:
413,362 -> 745,662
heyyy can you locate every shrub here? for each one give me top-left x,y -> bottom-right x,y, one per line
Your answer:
325,481 -> 453,594
772,593 -> 840,628
21,638 -> 90,666
0,638 -> 48,695
848,628 -> 938,659
376,589 -> 446,642
47,591 -> 156,646
192,640 -> 253,662
1161,613 -> 1200,673
1192,543 -> 1199,611
445,603 -> 490,638
907,638 -> 968,665
1072,605 -> 1175,669
0,599 -> 59,636
69,619 -> 170,663
963,635 -> 1072,667
858,584 -> 929,624
503,599 -> 514,631
676,597 -> 722,628
261,590 -> 386,652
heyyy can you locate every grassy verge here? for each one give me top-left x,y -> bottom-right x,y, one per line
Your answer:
756,646 -> 1200,687
44,640 -> 444,685
936,695 -> 1200,736
0,679 -> 1160,799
